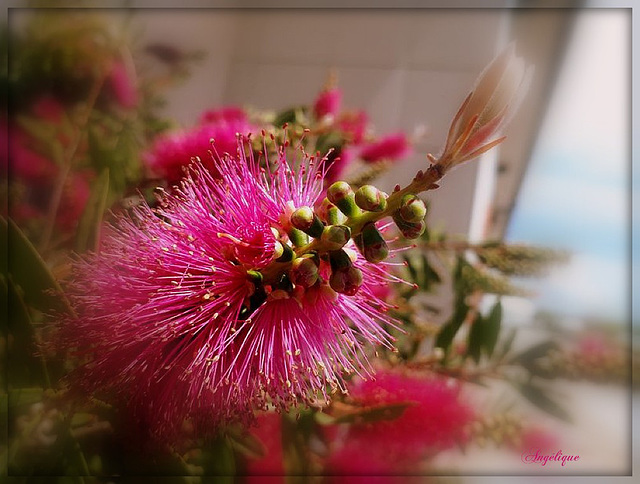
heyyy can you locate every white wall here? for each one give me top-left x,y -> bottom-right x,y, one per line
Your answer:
134,9 -> 509,236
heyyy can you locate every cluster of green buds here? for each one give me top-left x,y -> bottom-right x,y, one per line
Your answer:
262,179 -> 430,299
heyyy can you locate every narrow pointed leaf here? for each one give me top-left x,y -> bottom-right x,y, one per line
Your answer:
76,168 -> 110,252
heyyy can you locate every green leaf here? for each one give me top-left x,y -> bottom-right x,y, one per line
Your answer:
227,428 -> 266,459
467,313 -> 483,364
200,435 -> 236,478
420,253 -> 442,290
7,387 -> 44,409
1,218 -> 73,316
332,401 -> 412,425
76,168 -> 110,252
315,131 -> 344,155
517,381 -> 571,422
273,106 -> 307,127
5,277 -> 50,388
435,291 -> 469,354
493,327 -> 517,362
510,340 -> 558,366
484,299 -> 502,357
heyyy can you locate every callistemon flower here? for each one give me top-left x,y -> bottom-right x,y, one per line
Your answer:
359,133 -> 412,164
326,371 -> 475,475
337,110 -> 368,144
436,44 -> 532,170
59,137 -> 405,440
107,59 -> 138,109
313,87 -> 343,119
143,110 -> 255,184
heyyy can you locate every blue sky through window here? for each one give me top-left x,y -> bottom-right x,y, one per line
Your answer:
507,10 -> 629,324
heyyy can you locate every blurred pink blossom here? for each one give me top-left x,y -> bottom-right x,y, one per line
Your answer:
359,133 -> 412,163
143,110 -> 255,183
337,111 -> 368,144
107,60 -> 138,109
313,87 -> 343,119
326,371 -> 475,475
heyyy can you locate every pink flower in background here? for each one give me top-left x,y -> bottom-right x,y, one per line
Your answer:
31,95 -> 65,123
313,87 -> 343,119
57,172 -> 92,231
337,110 -> 368,144
246,412 -> 284,479
107,60 -> 138,109
576,333 -> 616,360
200,106 -> 248,125
5,124 -> 58,183
143,111 -> 255,184
519,427 -> 558,454
359,133 -> 412,163
326,371 -> 475,475
59,140 -> 397,440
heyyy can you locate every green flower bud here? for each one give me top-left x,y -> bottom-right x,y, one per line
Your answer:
273,240 -> 285,260
321,225 -> 351,250
392,213 -> 426,239
275,243 -> 295,262
354,222 -> 388,263
247,270 -> 263,284
329,266 -> 363,296
290,206 -> 324,238
354,185 -> 388,212
288,228 -> 310,247
327,206 -> 348,225
329,249 -> 353,271
290,256 -> 319,288
327,181 -> 360,217
398,194 -> 427,223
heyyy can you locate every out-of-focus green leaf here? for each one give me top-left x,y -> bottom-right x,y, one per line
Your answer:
227,427 -> 265,459
517,381 -> 571,422
1,218 -> 73,315
273,106 -> 308,127
435,291 -> 469,355
315,131 -> 344,156
420,253 -> 442,289
5,277 -> 49,388
314,411 -> 335,426
7,387 -> 44,409
197,435 -> 235,480
332,401 -> 412,425
484,299 -> 502,357
467,313 -> 483,364
76,168 -> 109,252
493,327 -> 517,362
510,340 -> 558,366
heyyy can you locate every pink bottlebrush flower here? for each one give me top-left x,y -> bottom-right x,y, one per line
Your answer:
313,88 -> 343,119
199,106 -> 248,125
325,371 -> 475,475
436,44 -> 532,169
107,60 -> 138,109
337,110 -> 368,144
518,426 -> 558,454
576,332 -> 616,359
58,140 -> 398,441
56,171 -> 92,231
5,123 -> 58,183
245,412 -> 285,478
31,95 -> 65,123
359,133 -> 412,164
143,116 -> 256,184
